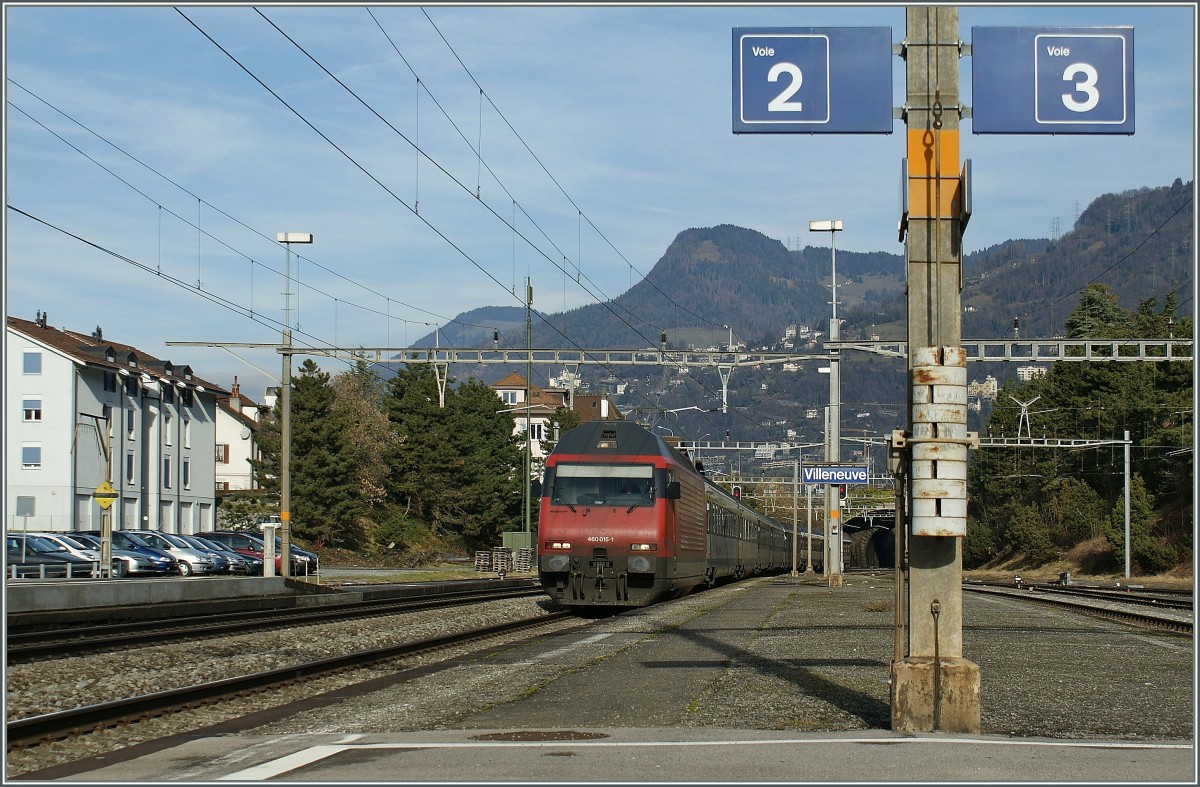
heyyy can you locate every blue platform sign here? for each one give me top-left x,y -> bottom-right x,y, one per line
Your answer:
802,465 -> 869,485
972,26 -> 1134,134
732,27 -> 893,134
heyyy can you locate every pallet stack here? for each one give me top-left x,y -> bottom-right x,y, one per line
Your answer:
473,551 -> 492,572
513,547 -> 534,573
491,547 -> 514,574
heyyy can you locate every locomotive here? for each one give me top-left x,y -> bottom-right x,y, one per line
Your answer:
537,420 -> 821,608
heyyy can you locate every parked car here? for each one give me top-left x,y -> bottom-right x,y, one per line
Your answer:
197,530 -> 314,575
67,532 -> 166,578
5,533 -> 96,578
177,534 -> 248,575
195,534 -> 264,575
27,532 -> 101,564
125,530 -> 217,576
76,530 -> 180,575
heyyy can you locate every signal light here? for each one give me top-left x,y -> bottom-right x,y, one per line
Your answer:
838,484 -> 847,501
732,485 -> 742,500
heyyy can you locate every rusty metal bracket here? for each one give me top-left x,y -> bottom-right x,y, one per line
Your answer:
900,432 -> 980,450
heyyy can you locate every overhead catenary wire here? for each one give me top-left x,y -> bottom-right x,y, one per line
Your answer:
5,81 -> 481,336
233,9 -> 737,409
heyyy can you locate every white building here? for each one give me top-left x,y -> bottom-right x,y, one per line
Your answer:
967,375 -> 999,400
491,373 -> 622,467
7,313 -> 225,534
1017,365 -> 1049,381
215,376 -> 269,492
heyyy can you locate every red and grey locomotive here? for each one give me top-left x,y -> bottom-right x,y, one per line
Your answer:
537,420 -> 818,608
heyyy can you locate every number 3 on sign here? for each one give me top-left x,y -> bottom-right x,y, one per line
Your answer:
767,62 -> 804,111
1061,62 -> 1100,112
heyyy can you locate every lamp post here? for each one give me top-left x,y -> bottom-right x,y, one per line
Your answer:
809,219 -> 843,587
276,232 -> 313,579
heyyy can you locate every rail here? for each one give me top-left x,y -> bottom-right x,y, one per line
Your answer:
6,611 -> 575,749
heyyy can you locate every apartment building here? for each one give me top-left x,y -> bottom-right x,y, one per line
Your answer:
7,313 -> 226,534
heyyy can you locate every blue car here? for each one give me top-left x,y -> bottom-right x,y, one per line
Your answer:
76,530 -> 179,575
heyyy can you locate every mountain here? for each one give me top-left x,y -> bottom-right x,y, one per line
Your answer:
409,180 -> 1191,445
421,224 -> 908,352
422,179 -> 1192,354
845,178 -> 1194,342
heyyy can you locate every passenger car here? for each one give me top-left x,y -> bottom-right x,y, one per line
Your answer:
125,530 -> 217,576
5,533 -> 96,578
76,530 -> 180,575
178,534 -> 252,575
27,532 -> 101,564
197,530 -> 316,575
63,532 -> 167,577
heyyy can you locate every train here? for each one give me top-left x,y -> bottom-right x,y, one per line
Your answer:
536,419 -> 823,608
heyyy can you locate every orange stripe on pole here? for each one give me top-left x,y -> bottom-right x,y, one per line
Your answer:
907,128 -> 960,218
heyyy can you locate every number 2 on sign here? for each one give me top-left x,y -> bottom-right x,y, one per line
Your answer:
767,62 -> 804,112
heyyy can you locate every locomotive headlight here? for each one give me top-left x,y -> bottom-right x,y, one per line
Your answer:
546,541 -> 571,550
630,543 -> 657,551
627,555 -> 653,574
545,554 -> 571,572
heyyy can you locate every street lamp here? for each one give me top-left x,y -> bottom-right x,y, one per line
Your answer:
809,219 -> 843,585
276,231 -> 313,580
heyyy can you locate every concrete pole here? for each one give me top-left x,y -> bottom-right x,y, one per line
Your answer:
280,328 -> 292,579
791,460 -> 799,576
891,6 -> 980,734
1124,429 -> 1131,579
805,483 -> 814,574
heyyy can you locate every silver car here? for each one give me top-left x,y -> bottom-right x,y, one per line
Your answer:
69,532 -> 166,578
126,530 -> 217,576
28,532 -> 101,564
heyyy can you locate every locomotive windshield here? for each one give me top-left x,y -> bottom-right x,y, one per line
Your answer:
548,464 -> 655,507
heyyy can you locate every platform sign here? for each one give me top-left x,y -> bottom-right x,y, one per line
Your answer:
972,26 -> 1134,134
732,27 -> 893,134
802,465 -> 868,485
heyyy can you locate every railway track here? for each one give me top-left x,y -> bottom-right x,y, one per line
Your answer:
6,583 -> 545,662
6,610 -> 575,750
963,583 -> 1192,635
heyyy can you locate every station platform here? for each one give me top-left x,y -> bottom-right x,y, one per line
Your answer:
4,575 -> 342,624
13,573 -> 1195,783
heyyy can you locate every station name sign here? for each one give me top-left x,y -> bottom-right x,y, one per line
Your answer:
802,465 -> 868,484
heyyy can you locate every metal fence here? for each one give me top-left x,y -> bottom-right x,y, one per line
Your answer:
6,562 -> 97,580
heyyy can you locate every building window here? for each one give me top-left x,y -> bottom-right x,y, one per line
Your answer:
126,407 -> 135,437
182,459 -> 191,489
126,452 -> 136,484
22,444 -> 42,469
163,456 -> 172,488
23,351 -> 42,374
216,444 -> 229,463
164,414 -> 173,446
183,418 -> 191,448
125,376 -> 139,396
22,398 -> 42,422
163,386 -> 175,405
529,423 -> 545,441
501,390 -> 520,405
103,371 -> 117,392
182,388 -> 193,407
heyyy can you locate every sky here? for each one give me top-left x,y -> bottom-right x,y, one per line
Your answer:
4,3 -> 1195,400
